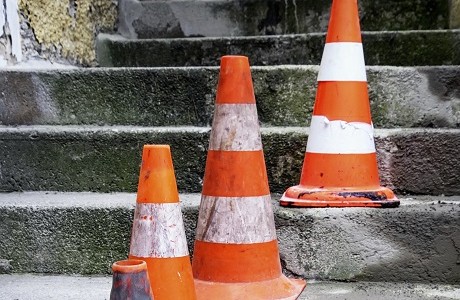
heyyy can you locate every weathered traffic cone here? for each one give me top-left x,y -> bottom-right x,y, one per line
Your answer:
192,55 -> 306,299
110,259 -> 154,300
129,145 -> 196,299
280,0 -> 400,208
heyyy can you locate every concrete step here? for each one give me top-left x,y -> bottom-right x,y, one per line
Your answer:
0,193 -> 459,284
1,66 -> 459,128
118,0 -> 451,39
0,276 -> 459,300
0,126 -> 458,195
97,30 -> 460,67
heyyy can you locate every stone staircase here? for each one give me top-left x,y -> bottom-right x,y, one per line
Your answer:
1,0 -> 460,299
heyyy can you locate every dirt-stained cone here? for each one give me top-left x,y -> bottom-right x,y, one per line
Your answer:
192,55 -> 306,299
129,145 -> 197,299
280,0 -> 400,208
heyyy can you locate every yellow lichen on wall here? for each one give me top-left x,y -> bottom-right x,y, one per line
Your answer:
451,0 -> 460,29
19,0 -> 117,64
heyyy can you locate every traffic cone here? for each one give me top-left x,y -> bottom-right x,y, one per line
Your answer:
110,259 -> 154,300
280,0 -> 400,208
192,56 -> 306,299
129,145 -> 196,299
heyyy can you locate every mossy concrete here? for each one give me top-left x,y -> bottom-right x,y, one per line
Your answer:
0,193 -> 459,284
0,126 -> 458,195
118,0 -> 449,38
0,66 -> 459,128
97,30 -> 460,67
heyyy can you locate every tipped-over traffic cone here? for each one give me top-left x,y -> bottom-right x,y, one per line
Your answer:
129,145 -> 196,299
280,0 -> 400,208
192,56 -> 306,299
110,259 -> 154,300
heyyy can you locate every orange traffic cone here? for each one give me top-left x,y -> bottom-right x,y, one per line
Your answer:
192,56 -> 306,299
129,145 -> 196,299
110,260 -> 154,300
280,0 -> 400,208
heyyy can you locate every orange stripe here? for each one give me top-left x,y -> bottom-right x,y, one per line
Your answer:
300,153 -> 380,188
326,0 -> 362,43
202,150 -> 270,197
192,240 -> 282,282
129,255 -> 196,300
216,56 -> 256,104
137,145 -> 179,204
313,82 -> 371,123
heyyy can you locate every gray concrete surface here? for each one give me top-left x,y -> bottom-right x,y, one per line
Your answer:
1,66 -> 459,128
0,193 -> 459,283
117,0 -> 450,38
0,275 -> 459,300
0,126 -> 459,195
97,30 -> 460,67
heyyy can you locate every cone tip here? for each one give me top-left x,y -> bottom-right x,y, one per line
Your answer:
221,55 -> 248,63
217,55 -> 255,104
137,144 -> 179,204
219,55 -> 250,74
143,144 -> 170,150
326,0 -> 362,43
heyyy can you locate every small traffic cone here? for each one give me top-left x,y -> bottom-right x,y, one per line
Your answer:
129,145 -> 196,299
280,0 -> 400,208
192,55 -> 306,299
110,259 -> 154,300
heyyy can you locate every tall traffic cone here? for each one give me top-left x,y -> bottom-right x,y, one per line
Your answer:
192,56 -> 306,299
129,145 -> 196,299
110,259 -> 154,300
280,0 -> 400,208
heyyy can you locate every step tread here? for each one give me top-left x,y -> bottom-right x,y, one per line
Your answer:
104,29 -> 460,42
2,66 -> 458,128
1,191 -> 458,208
96,30 -> 460,67
1,193 -> 458,282
0,127 -> 458,195
1,125 -> 459,134
0,275 -> 459,300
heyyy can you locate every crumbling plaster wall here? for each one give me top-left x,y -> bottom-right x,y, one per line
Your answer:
0,0 -> 117,66
0,0 -> 21,65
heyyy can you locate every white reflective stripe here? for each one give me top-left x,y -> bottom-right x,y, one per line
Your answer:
129,203 -> 189,258
306,115 -> 376,154
317,42 -> 367,82
196,195 -> 276,244
209,104 -> 262,151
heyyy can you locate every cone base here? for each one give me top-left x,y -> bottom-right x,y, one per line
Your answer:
194,275 -> 306,300
280,185 -> 400,208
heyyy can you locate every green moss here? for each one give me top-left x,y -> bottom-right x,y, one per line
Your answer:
253,68 -> 316,126
363,31 -> 460,66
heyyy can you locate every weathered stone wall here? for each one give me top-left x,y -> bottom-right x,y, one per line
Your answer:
118,0 -> 451,39
0,0 -> 117,66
